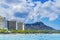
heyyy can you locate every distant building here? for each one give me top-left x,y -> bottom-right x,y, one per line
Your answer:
7,21 -> 16,30
17,22 -> 24,30
7,21 -> 25,30
0,16 -> 25,30
0,16 -> 7,29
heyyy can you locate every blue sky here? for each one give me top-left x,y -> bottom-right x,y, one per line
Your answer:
0,0 -> 60,30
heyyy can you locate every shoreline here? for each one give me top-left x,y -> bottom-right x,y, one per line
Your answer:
0,33 -> 60,35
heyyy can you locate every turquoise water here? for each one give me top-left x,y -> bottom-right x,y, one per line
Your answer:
0,34 -> 60,40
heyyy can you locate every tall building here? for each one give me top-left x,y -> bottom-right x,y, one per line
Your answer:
7,21 -> 16,30
0,16 -> 25,30
7,21 -> 25,30
17,22 -> 24,30
0,16 -> 7,29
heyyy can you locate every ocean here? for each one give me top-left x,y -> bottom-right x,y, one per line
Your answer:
0,34 -> 60,40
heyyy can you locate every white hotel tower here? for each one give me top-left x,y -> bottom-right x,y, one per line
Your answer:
16,22 -> 25,30
0,16 -> 7,29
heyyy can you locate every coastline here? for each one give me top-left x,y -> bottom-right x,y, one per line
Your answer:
0,33 -> 60,35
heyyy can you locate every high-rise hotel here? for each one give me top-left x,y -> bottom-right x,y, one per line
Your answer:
0,16 -> 7,29
0,16 -> 25,30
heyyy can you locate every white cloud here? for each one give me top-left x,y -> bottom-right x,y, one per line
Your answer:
0,0 -> 60,23
54,0 -> 60,7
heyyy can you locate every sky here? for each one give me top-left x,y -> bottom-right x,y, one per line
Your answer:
0,0 -> 60,30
